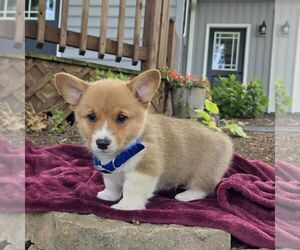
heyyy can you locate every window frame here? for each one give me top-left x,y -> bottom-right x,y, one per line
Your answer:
0,0 -> 17,20
0,0 -> 57,20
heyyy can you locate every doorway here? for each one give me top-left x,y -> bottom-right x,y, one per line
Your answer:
205,27 -> 248,88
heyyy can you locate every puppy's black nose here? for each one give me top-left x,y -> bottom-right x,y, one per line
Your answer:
96,139 -> 111,150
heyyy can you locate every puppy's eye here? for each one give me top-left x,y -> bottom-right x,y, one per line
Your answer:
87,113 -> 97,122
116,114 -> 127,123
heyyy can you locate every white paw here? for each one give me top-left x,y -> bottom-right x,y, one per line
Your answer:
111,201 -> 145,210
97,189 -> 122,201
175,189 -> 207,202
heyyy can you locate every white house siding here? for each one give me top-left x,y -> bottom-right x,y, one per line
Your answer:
59,0 -> 184,71
293,8 -> 300,113
187,0 -> 274,101
269,0 -> 300,112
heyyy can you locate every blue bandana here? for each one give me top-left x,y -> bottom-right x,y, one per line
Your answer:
93,139 -> 145,174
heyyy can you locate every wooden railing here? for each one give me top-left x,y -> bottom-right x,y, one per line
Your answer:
24,0 -> 177,70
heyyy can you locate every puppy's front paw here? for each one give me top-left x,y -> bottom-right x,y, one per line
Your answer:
97,189 -> 122,201
111,201 -> 145,211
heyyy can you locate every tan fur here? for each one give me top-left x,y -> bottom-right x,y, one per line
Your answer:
73,79 -> 147,151
55,69 -> 233,199
139,114 -> 233,194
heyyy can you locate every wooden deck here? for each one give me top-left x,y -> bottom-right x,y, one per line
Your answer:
25,0 -> 177,70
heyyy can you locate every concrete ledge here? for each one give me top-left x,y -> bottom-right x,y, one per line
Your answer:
0,213 -> 25,250
26,212 -> 231,250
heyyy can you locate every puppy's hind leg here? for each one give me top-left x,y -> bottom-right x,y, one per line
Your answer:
174,174 -> 214,202
175,189 -> 207,202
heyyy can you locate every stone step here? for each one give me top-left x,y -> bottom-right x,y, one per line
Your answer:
26,212 -> 231,250
0,212 -> 25,250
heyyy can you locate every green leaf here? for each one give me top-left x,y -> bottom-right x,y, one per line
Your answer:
205,99 -> 219,114
275,80 -> 293,114
220,123 -> 248,138
195,109 -> 211,121
214,127 -> 223,133
202,120 -> 210,125
229,74 -> 236,81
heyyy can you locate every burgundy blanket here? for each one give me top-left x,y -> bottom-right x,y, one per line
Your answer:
0,139 -> 24,211
2,139 -> 277,248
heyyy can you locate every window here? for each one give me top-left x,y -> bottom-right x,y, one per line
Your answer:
0,0 -> 56,20
212,32 -> 240,71
0,0 -> 17,19
26,0 -> 56,20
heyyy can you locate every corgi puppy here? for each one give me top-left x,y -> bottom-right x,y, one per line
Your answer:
55,70 -> 233,210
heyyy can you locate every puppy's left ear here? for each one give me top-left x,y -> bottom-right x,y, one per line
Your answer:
54,73 -> 89,106
127,69 -> 161,106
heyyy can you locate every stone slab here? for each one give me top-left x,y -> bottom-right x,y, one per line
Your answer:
26,212 -> 231,250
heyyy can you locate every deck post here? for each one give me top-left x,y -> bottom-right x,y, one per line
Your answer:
141,0 -> 162,70
14,0 -> 24,48
36,0 -> 46,48
132,0 -> 142,65
157,0 -> 170,68
166,19 -> 177,69
79,0 -> 90,55
59,0 -> 69,52
98,0 -> 109,59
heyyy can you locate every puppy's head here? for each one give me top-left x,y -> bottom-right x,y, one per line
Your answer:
54,70 -> 161,154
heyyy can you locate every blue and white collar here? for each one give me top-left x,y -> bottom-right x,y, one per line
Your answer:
93,139 -> 145,174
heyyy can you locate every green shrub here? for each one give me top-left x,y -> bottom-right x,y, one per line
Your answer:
212,75 -> 268,118
275,80 -> 292,115
50,109 -> 66,134
90,69 -> 132,82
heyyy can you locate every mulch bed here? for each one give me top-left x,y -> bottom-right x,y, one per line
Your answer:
232,131 -> 274,166
227,114 -> 275,127
276,132 -> 300,166
276,113 -> 300,127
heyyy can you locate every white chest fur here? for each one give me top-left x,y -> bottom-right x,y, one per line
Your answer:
95,150 -> 149,208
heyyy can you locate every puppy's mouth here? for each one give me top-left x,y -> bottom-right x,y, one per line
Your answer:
90,139 -> 128,156
95,146 -> 125,156
94,148 -> 116,154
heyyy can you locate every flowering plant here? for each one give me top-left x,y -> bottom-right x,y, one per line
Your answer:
160,66 -> 210,89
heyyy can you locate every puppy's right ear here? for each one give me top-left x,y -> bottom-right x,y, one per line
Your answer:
54,73 -> 89,106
